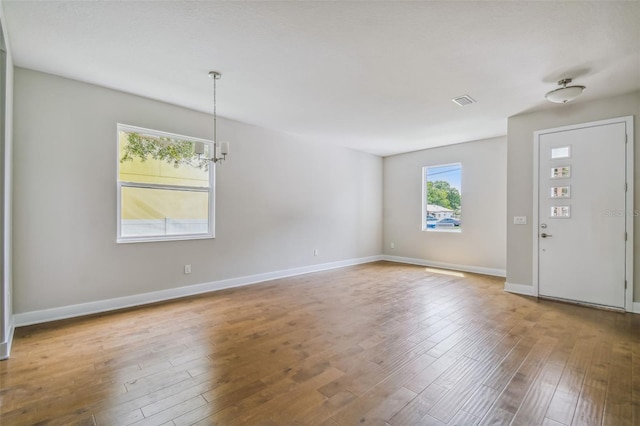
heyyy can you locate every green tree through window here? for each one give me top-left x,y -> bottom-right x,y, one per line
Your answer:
426,180 -> 460,211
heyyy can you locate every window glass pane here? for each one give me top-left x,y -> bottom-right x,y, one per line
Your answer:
550,186 -> 571,198
551,166 -> 570,178
551,146 -> 570,159
117,124 -> 214,243
424,163 -> 462,232
550,206 -> 571,218
118,130 -> 210,187
121,186 -> 209,237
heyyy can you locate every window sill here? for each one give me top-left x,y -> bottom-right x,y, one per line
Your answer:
117,233 -> 214,244
423,228 -> 462,233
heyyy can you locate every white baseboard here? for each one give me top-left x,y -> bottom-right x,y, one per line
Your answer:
633,302 -> 640,314
13,255 -> 384,327
382,255 -> 506,277
504,281 -> 535,296
0,320 -> 15,360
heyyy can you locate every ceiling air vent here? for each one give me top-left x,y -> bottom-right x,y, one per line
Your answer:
452,95 -> 476,107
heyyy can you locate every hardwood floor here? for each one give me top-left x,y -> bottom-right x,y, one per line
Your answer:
1,261 -> 639,425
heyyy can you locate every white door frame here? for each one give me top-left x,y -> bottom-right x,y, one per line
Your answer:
532,116 -> 634,311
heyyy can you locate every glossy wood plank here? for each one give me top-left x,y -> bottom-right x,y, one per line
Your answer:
447,409 -> 481,426
572,341 -> 612,425
1,261 -> 639,425
510,361 -> 564,425
632,322 -> 640,426
545,337 -> 596,424
603,342 -> 633,425
479,336 -> 558,425
388,383 -> 448,425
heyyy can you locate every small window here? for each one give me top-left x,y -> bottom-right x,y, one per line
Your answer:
550,186 -> 571,198
422,163 -> 462,232
551,146 -> 571,159
550,206 -> 571,218
117,124 -> 214,243
551,166 -> 571,178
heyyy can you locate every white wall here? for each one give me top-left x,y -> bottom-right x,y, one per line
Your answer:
383,136 -> 507,276
0,2 -> 14,360
12,68 -> 382,316
507,91 -> 640,299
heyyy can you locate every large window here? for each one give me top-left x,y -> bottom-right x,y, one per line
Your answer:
422,163 -> 462,232
117,124 -> 214,243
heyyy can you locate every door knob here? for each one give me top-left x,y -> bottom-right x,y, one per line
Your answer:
540,233 -> 552,238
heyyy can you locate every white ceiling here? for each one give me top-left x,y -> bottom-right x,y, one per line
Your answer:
2,1 -> 639,156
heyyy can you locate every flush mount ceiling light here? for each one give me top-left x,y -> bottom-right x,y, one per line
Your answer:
545,78 -> 586,104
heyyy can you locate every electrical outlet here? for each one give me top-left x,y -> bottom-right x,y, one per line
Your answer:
390,242 -> 395,249
314,249 -> 319,256
184,264 -> 191,274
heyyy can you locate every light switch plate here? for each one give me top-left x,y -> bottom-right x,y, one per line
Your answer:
513,216 -> 527,225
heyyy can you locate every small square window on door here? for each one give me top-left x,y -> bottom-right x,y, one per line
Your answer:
550,205 -> 571,218
551,166 -> 571,179
550,186 -> 571,198
551,146 -> 571,159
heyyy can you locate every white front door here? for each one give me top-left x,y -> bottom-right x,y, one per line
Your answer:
535,119 -> 631,309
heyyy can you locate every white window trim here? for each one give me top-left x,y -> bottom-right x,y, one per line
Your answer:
116,124 -> 215,244
421,162 -> 462,233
